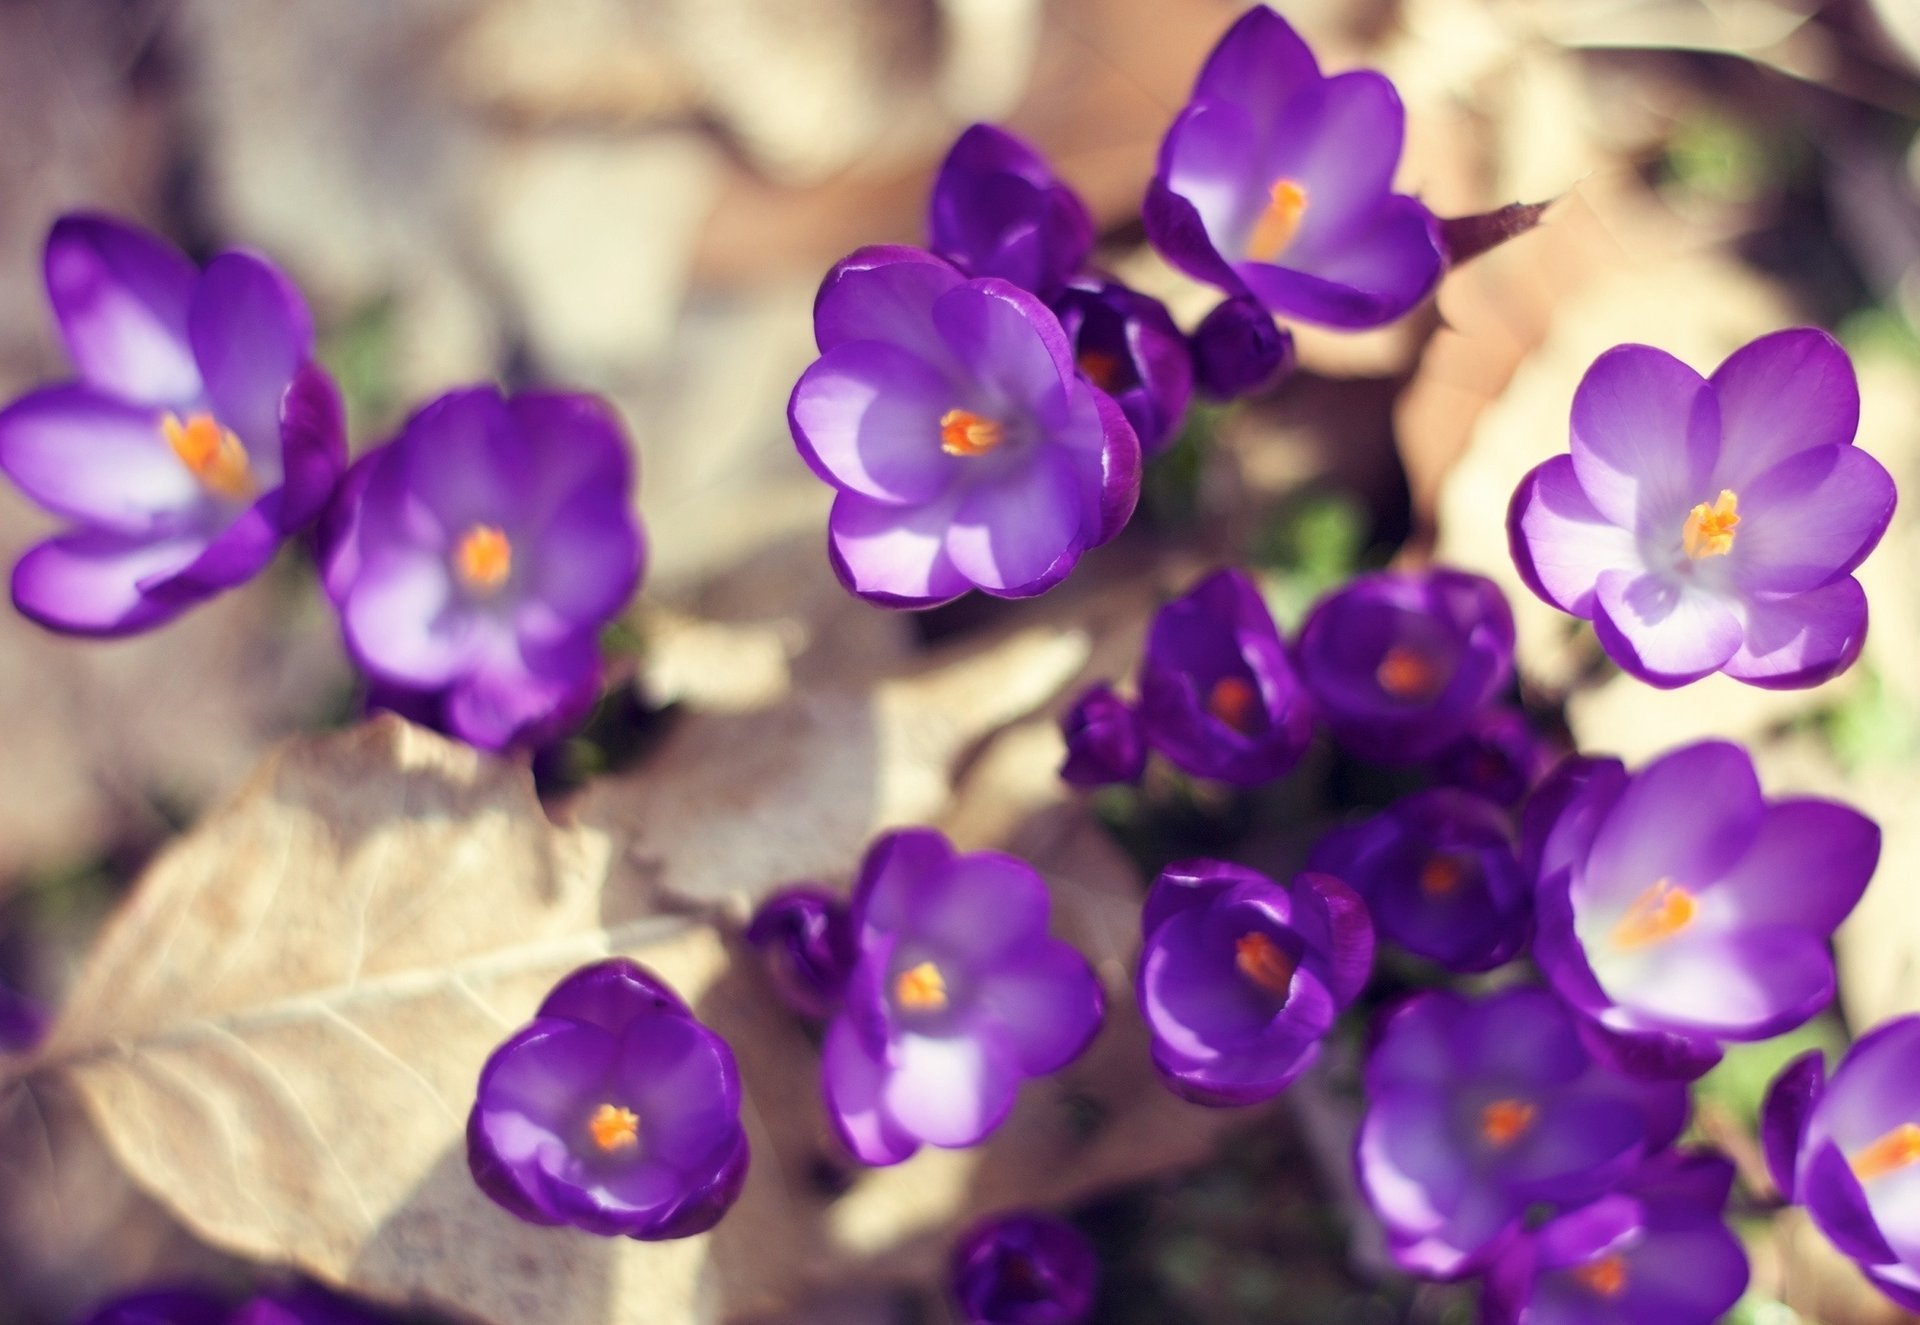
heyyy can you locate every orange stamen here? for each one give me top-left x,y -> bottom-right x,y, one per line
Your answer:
161,411 -> 254,501
940,408 -> 1005,457
1246,179 -> 1310,263
455,525 -> 513,592
1234,932 -> 1296,996
1682,489 -> 1740,559
894,960 -> 948,1012
1376,645 -> 1445,703
588,1103 -> 640,1153
1571,1255 -> 1628,1298
1206,676 -> 1262,734
1610,881 -> 1697,951
1077,350 -> 1126,392
1419,855 -> 1467,898
1480,1098 -> 1536,1148
1851,1124 -> 1920,1183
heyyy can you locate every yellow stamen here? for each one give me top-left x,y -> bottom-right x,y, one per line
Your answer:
1206,676 -> 1262,734
1419,855 -> 1467,899
1376,645 -> 1445,703
894,960 -> 948,1012
1682,489 -> 1740,559
1571,1255 -> 1628,1298
1610,881 -> 1697,951
1247,179 -> 1310,263
940,408 -> 1005,457
588,1103 -> 640,1153
1851,1123 -> 1920,1183
1480,1098 -> 1536,1148
455,525 -> 513,592
161,411 -> 254,501
1234,932 -> 1296,996
1077,350 -> 1126,392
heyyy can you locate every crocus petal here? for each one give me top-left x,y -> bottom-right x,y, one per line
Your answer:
10,527 -> 208,636
0,385 -> 204,533
1583,741 -> 1761,906
1267,71 -> 1406,252
1723,575 -> 1868,689
1237,195 -> 1444,329
1731,444 -> 1896,594
1159,98 -> 1270,269
340,548 -> 471,687
43,213 -> 200,404
935,280 -> 1075,422
188,250 -> 313,459
275,362 -> 348,531
1760,1050 -> 1824,1199
1592,568 -> 1742,687
974,941 -> 1104,1076
1570,344 -> 1720,533
945,446 -> 1085,595
827,489 -> 968,607
882,1032 -> 1019,1150
1710,327 -> 1860,490
1801,1142 -> 1900,1264
1617,925 -> 1833,1040
789,339 -> 963,504
401,387 -> 534,536
905,851 -> 1053,959
1190,4 -> 1321,131
1507,454 -> 1639,618
822,1017 -> 922,1166
1712,798 -> 1878,935
813,245 -> 966,363
525,485 -> 645,635
445,632 -> 601,753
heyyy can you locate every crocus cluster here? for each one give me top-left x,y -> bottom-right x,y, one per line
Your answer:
81,1284 -> 391,1325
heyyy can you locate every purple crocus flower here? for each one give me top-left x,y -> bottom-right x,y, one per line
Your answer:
1357,986 -> 1689,1278
789,247 -> 1140,607
0,214 -> 344,636
1762,1015 -> 1920,1312
1295,568 -> 1515,764
1433,706 -> 1553,807
82,1291 -> 230,1325
746,885 -> 858,1019
1308,788 -> 1529,973
1189,295 -> 1295,400
928,124 -> 1095,299
1136,861 -> 1372,1107
1481,1152 -> 1749,1325
949,1212 -> 1098,1325
821,828 -> 1103,1166
320,386 -> 644,753
1145,6 -> 1445,329
1136,568 -> 1314,786
1529,741 -> 1878,1080
1050,279 -> 1192,455
1508,329 -> 1895,688
0,978 -> 47,1054
467,958 -> 748,1239
1057,682 -> 1147,787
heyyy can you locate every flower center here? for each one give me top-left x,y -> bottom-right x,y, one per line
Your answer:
588,1103 -> 640,1153
1206,675 -> 1262,734
1571,1255 -> 1628,1298
1610,880 -> 1697,950
162,411 -> 255,501
1479,1097 -> 1536,1148
1376,645 -> 1445,703
1246,178 -> 1310,263
454,525 -> 513,593
1233,932 -> 1296,996
1077,350 -> 1126,392
894,960 -> 948,1012
1682,489 -> 1740,559
1851,1123 -> 1920,1182
1419,854 -> 1468,898
940,409 -> 1005,457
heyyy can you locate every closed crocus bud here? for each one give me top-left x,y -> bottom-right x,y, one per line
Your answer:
467,959 -> 748,1240
1051,279 -> 1193,455
746,886 -> 858,1019
1057,683 -> 1146,787
949,1212 -> 1098,1325
1432,705 -> 1552,807
1295,567 -> 1515,764
1189,296 -> 1295,399
928,124 -> 1094,299
1136,862 -> 1372,1106
81,1291 -> 230,1325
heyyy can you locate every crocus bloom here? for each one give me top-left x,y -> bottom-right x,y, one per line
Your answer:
1763,1015 -> 1920,1311
1358,986 -> 1688,1277
1189,295 -> 1295,400
1508,329 -> 1895,688
1050,279 -> 1192,455
1481,1152 -> 1749,1325
1308,788 -> 1528,973
1432,706 -> 1552,807
746,886 -> 858,1019
82,1291 -> 229,1325
1136,568 -> 1314,786
928,124 -> 1095,299
1530,741 -> 1878,1079
1145,6 -> 1444,329
321,386 -> 644,752
949,1212 -> 1098,1325
1057,682 -> 1147,787
1295,568 -> 1515,764
821,828 -> 1103,1166
790,247 -> 1140,606
467,958 -> 748,1239
0,214 -> 344,635
1136,861 -> 1371,1106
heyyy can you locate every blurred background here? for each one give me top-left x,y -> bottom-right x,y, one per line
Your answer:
0,0 -> 1917,1322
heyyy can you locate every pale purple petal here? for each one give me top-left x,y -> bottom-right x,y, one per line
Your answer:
973,942 -> 1103,1076
188,251 -> 313,457
1583,741 -> 1761,905
1731,444 -> 1895,594
814,245 -> 966,363
902,851 -> 1052,960
11,527 -> 208,636
402,387 -> 533,536
1612,926 -> 1833,1039
43,213 -> 200,404
1711,799 -> 1878,935
1570,345 -> 1720,532
827,488 -> 968,607
1160,98 -> 1269,266
341,547 -> 472,687
1710,327 -> 1860,490
1592,568 -> 1741,687
524,485 -> 643,634
0,385 -> 203,533
790,339 -> 963,503
1724,576 -> 1868,688
1236,195 -> 1443,328
822,1017 -> 920,1166
1190,5 -> 1321,128
934,280 -> 1075,422
1266,71 -> 1405,252
882,1032 -> 1019,1149
1507,455 -> 1639,618
945,446 -> 1085,594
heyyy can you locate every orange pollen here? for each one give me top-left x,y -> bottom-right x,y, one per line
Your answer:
588,1103 -> 640,1153
1610,881 -> 1697,951
1480,1098 -> 1536,1148
940,408 -> 1005,457
1571,1255 -> 1628,1298
1234,932 -> 1297,996
1851,1123 -> 1920,1183
1206,675 -> 1262,734
1077,350 -> 1126,392
1247,179 -> 1310,263
455,525 -> 513,592
1376,645 -> 1444,702
161,411 -> 254,501
1682,489 -> 1740,559
894,960 -> 948,1012
1419,855 -> 1468,898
